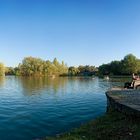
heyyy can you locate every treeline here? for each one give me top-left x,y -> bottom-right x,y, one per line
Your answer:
1,54 -> 140,77
98,54 -> 140,76
68,65 -> 98,76
0,57 -> 98,77
5,57 -> 68,76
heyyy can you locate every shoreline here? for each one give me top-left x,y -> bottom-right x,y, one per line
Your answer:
44,110 -> 140,140
43,89 -> 140,140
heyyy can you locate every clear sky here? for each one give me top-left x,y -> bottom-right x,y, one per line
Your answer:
0,0 -> 140,67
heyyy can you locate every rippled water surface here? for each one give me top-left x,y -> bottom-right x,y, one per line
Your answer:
0,76 -> 126,140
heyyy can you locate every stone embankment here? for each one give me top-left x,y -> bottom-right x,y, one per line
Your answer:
106,88 -> 140,117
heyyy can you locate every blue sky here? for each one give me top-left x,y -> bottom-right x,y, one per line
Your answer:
0,0 -> 140,67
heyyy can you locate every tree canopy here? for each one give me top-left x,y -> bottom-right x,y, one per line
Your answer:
19,57 -> 68,76
0,63 -> 5,76
68,65 -> 97,76
1,54 -> 140,77
99,54 -> 140,76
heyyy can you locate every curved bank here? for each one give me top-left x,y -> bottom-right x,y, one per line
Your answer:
106,88 -> 140,117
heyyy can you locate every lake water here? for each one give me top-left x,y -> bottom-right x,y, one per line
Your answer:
0,76 -> 127,140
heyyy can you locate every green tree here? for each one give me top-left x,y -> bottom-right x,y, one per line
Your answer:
68,67 -> 80,76
98,54 -> 140,75
110,61 -> 122,75
19,57 -> 45,76
121,54 -> 140,75
19,57 -> 68,76
78,65 -> 97,76
60,61 -> 68,75
0,63 -> 5,76
5,67 -> 15,75
98,64 -> 110,75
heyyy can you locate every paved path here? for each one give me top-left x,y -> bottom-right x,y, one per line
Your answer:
106,88 -> 140,117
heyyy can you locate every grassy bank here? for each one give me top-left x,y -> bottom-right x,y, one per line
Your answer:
44,111 -> 140,140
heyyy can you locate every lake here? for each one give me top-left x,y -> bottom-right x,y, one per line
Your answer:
0,76 -> 127,140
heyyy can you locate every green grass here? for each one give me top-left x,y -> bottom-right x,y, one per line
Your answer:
44,111 -> 140,140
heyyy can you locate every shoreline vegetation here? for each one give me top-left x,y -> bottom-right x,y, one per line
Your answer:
2,57 -> 98,77
0,54 -> 140,77
44,110 -> 140,140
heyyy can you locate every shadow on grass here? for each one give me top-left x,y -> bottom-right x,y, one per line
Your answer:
44,110 -> 140,140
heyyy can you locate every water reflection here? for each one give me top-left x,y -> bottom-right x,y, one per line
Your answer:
19,77 -> 68,96
0,76 -> 126,140
17,76 -> 131,97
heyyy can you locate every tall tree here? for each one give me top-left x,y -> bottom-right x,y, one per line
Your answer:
19,57 -> 68,76
98,54 -> 140,75
121,54 -> 140,75
19,57 -> 45,76
68,67 -> 80,76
